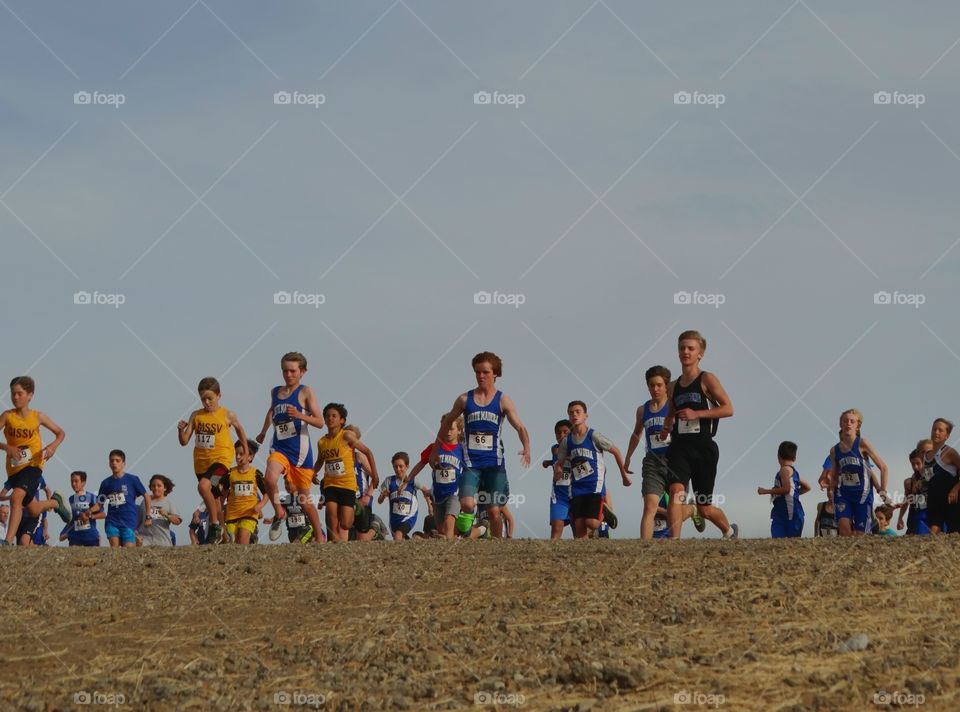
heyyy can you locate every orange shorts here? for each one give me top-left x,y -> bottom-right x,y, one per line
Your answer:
268,452 -> 315,491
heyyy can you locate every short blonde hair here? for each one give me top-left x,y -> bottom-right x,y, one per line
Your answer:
678,330 -> 706,354
840,408 -> 863,434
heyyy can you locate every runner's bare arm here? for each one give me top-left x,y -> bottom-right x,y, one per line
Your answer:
36,411 -> 65,459
436,396 -> 467,447
860,439 -> 889,497
700,372 -> 734,420
287,386 -> 324,428
659,381 -> 677,439
797,477 -> 812,495
256,402 -> 272,444
624,406 -> 645,472
227,410 -> 250,460
349,437 -> 380,488
177,411 -> 196,446
500,394 -> 531,468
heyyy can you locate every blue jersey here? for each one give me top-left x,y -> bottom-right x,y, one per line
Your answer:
270,385 -> 313,468
430,442 -> 464,501
822,454 -> 832,471
643,401 -> 670,455
835,437 -> 871,504
463,390 -> 504,468
550,444 -> 572,504
355,453 -> 366,498
97,473 -> 147,530
771,466 -> 804,522
567,428 -> 606,498
68,491 -> 100,545
385,476 -> 419,528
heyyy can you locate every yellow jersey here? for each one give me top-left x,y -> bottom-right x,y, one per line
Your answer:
317,430 -> 357,492
4,409 -> 44,475
192,407 -> 234,475
223,466 -> 263,521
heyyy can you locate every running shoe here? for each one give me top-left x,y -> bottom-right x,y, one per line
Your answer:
603,506 -> 619,530
692,509 -> 706,533
208,523 -> 223,545
268,516 -> 285,542
727,523 -> 740,539
0,540 -> 10,546
52,491 -> 72,523
298,525 -> 315,544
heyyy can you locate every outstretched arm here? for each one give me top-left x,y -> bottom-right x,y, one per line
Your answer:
500,394 -> 531,468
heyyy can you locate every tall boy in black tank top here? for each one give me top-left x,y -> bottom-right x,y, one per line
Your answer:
658,331 -> 739,539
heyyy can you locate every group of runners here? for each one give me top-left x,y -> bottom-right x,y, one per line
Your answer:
2,329 -> 957,546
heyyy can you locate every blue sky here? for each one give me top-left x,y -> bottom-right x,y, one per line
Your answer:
3,1 -> 960,540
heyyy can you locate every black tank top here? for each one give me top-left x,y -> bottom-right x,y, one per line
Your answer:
671,372 -> 718,440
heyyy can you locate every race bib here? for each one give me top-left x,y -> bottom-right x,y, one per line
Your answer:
558,469 -> 572,486
234,481 -> 254,497
275,421 -> 296,441
74,519 -> 91,531
195,433 -> 215,450
325,460 -> 346,476
840,471 -> 860,488
915,493 -> 927,510
108,491 -> 126,507
469,432 -> 494,451
150,506 -> 165,520
654,518 -> 668,532
287,513 -> 305,528
433,467 -> 457,484
392,500 -> 413,516
12,447 -> 31,467
651,430 -> 670,446
678,419 -> 700,435
572,461 -> 594,480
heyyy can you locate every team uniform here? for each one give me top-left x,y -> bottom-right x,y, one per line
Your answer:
549,444 -> 572,526
221,466 -> 265,538
833,437 -> 873,533
924,446 -> 959,533
462,390 -> 509,506
280,492 -> 313,543
65,490 -> 100,547
4,410 -> 46,509
770,466 -> 804,538
382,476 -> 419,537
666,373 -> 720,503
268,386 -> 314,491
97,473 -> 147,544
906,470 -> 931,535
815,502 -> 838,537
557,428 -> 616,522
192,407 -> 234,489
190,504 -> 209,544
640,401 -> 672,496
420,441 -> 464,523
317,430 -> 357,508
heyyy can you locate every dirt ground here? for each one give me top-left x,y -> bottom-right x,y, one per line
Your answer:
1,538 -> 958,711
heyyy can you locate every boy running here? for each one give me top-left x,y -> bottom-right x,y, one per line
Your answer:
138,475 -> 181,546
409,415 -> 465,540
543,419 -> 573,540
379,452 -> 430,540
178,377 -> 248,546
222,439 -> 266,544
61,471 -> 103,547
1,376 -> 70,545
434,351 -> 531,538
827,409 -> 889,536
923,418 -> 960,535
896,449 -> 930,534
757,441 -> 811,538
90,450 -> 151,548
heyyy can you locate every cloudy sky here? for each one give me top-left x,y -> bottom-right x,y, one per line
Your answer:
3,1 -> 960,541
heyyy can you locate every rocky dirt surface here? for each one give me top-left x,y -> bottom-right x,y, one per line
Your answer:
1,537 -> 958,711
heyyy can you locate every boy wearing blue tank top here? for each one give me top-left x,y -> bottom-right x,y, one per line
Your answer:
542,419 -> 573,540
554,401 -> 631,539
434,351 -> 531,539
660,331 -> 738,539
757,441 -> 811,538
896,447 -> 930,534
922,418 -> 960,534
827,409 -> 889,536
